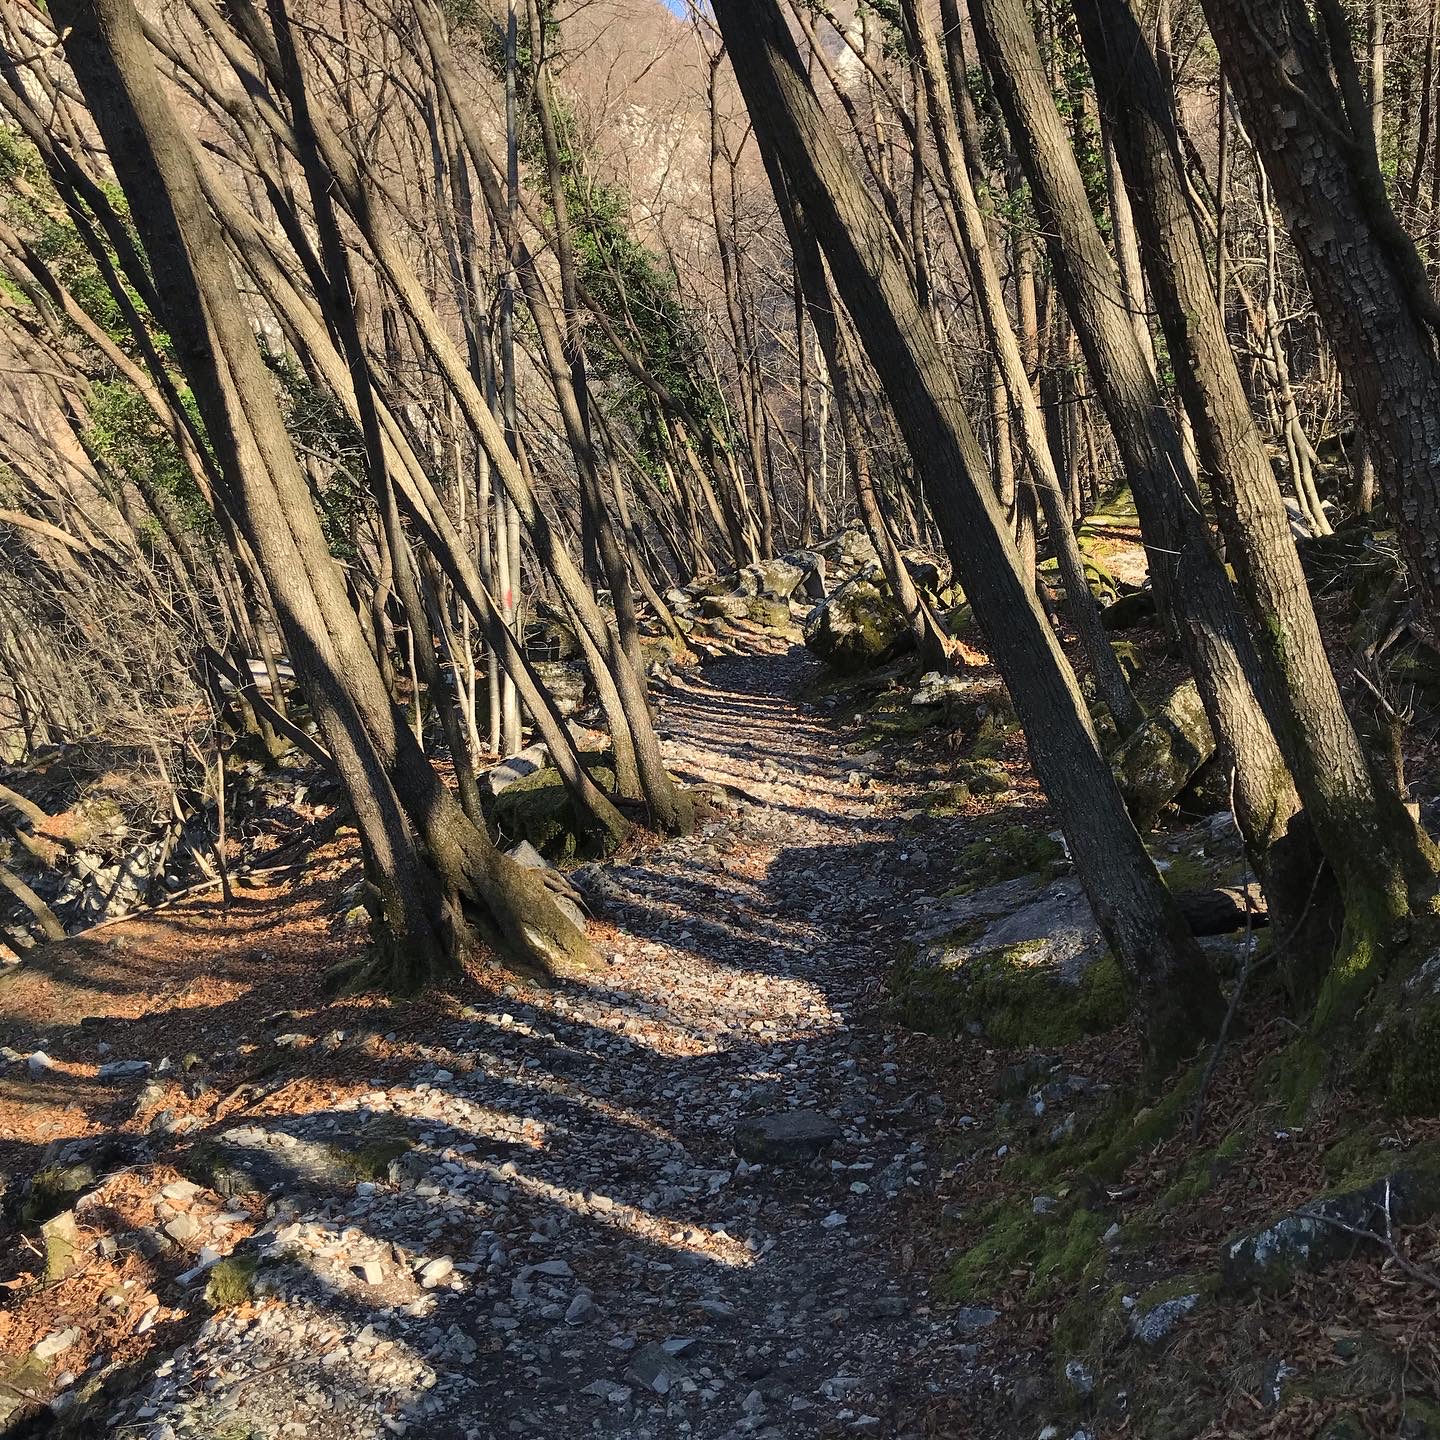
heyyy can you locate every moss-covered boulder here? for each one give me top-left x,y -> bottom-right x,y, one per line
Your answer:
1111,677 -> 1216,829
1221,1156 -> 1440,1291
739,557 -> 806,600
524,614 -> 581,661
744,596 -> 795,630
895,876 -> 1131,1046
1101,587 -> 1157,631
803,575 -> 910,673
489,759 -> 618,861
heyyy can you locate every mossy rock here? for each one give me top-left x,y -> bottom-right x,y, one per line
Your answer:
744,596 -> 795,630
1012,1062 -> 1208,1188
925,761 -> 1010,816
955,826 -> 1063,888
488,758 -> 618,862
1100,589 -> 1157,631
42,1209 -> 81,1280
22,1162 -> 98,1225
1358,956 -> 1440,1113
802,576 -> 910,673
1110,639 -> 1144,681
524,615 -> 581,661
892,941 -> 1129,1048
328,1138 -> 415,1182
1111,678 -> 1216,828
640,633 -> 689,672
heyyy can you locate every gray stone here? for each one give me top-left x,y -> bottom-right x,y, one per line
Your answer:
917,879 -> 1108,991
626,1341 -> 688,1395
952,1306 -> 1000,1337
98,1059 -> 151,1081
1130,1293 -> 1199,1345
418,1257 -> 454,1288
1221,1167 -> 1440,1291
33,1327 -> 80,1362
732,1110 -> 843,1165
505,840 -> 549,870
164,1213 -> 200,1245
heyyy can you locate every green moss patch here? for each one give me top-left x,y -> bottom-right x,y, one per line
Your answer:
949,825 -> 1064,893
206,1254 -> 258,1308
947,1200 -> 1107,1302
489,757 -> 618,861
892,941 -> 1130,1048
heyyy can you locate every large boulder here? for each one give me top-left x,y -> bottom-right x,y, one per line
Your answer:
488,758 -> 617,860
1110,678 -> 1216,829
738,557 -> 806,600
783,550 -> 829,600
802,575 -> 910,673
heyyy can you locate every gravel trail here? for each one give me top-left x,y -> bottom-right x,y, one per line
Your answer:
124,644 -> 980,1440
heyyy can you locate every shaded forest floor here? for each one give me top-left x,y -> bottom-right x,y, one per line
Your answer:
2,634 -> 1440,1439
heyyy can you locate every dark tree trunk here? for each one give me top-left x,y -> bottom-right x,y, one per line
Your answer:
711,0 -> 1224,1071
1202,0 -> 1440,623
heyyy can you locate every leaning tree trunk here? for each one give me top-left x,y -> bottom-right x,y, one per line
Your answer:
1073,0 -> 1437,1013
52,0 -> 595,989
968,0 -> 1311,928
1202,0 -> 1440,622
712,0 -> 1224,1072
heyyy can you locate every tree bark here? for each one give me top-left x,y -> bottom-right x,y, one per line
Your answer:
1202,0 -> 1440,621
713,0 -> 1224,1071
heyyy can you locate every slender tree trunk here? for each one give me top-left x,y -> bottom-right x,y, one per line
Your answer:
906,0 -> 1143,732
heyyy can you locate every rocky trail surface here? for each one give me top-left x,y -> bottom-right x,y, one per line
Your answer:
101,644 -> 989,1440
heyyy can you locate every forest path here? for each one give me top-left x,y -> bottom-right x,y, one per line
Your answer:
128,643 -> 982,1440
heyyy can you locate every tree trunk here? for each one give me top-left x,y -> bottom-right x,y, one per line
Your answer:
713,0 -> 1224,1071
1202,0 -> 1440,621
969,0 -> 1307,920
1075,0 -> 1437,1013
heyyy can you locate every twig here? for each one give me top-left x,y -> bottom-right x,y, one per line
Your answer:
1296,1178 -> 1440,1296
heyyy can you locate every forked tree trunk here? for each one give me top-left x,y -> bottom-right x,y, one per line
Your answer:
713,0 -> 1224,1071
